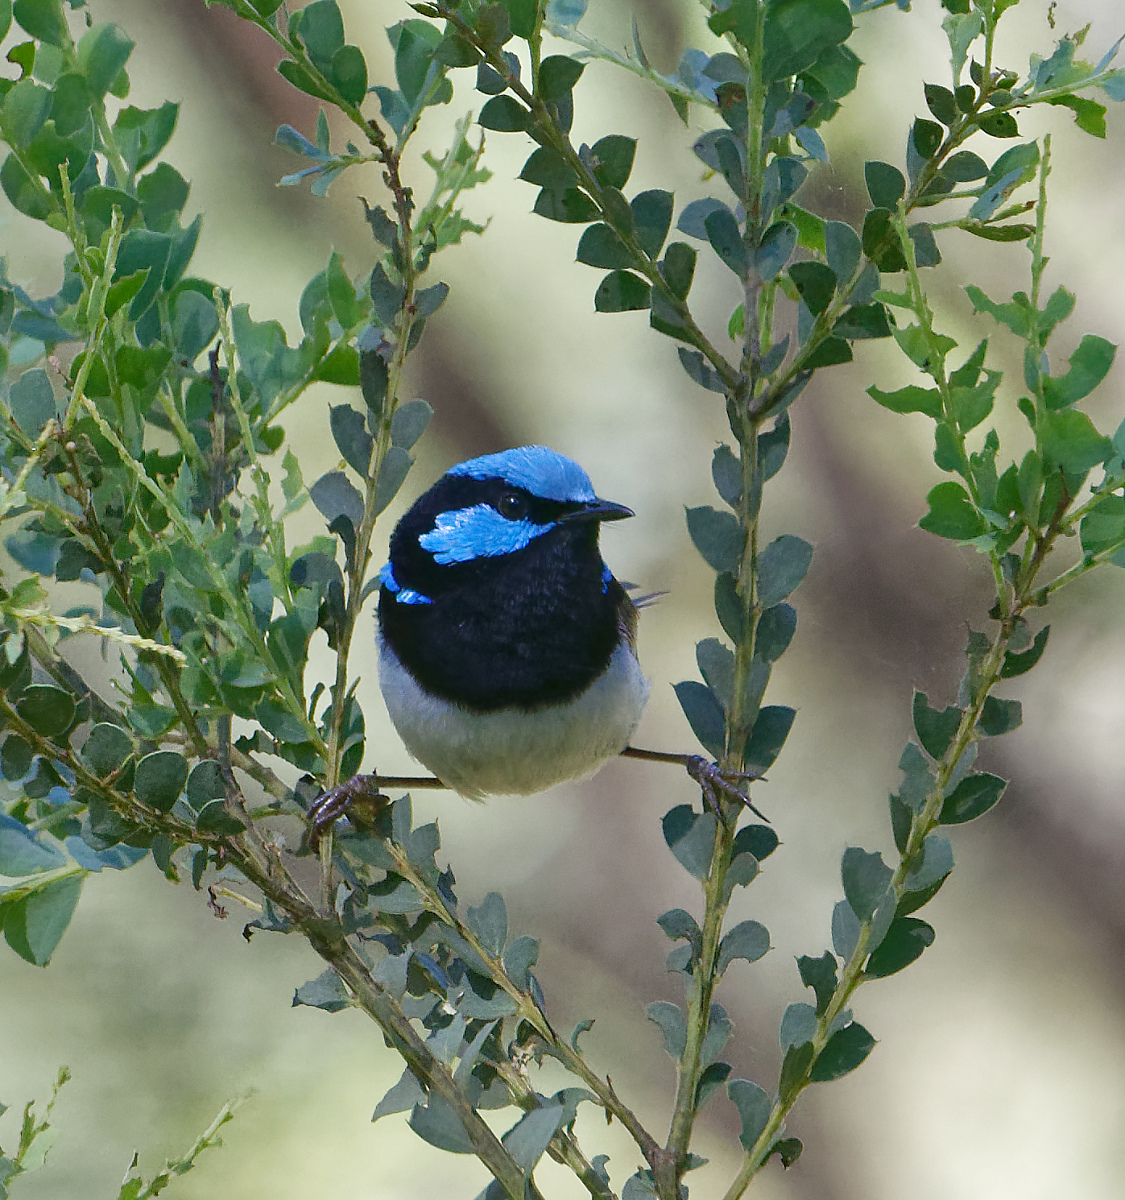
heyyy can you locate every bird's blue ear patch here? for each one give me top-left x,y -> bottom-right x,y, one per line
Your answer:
447,445 -> 597,503
419,504 -> 556,565
380,561 -> 433,605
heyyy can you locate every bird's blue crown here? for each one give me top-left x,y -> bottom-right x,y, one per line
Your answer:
447,446 -> 596,502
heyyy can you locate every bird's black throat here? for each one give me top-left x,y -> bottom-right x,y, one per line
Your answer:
379,478 -> 630,713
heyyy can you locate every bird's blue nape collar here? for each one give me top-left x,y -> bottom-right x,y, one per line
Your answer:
419,505 -> 555,566
446,445 -> 597,503
380,561 -> 432,605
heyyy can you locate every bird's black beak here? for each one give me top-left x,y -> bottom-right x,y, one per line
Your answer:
558,498 -> 635,524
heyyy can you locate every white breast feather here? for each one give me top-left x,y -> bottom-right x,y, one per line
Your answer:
378,636 -> 650,800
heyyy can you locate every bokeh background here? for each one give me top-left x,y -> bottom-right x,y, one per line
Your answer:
3,0 -> 1125,1197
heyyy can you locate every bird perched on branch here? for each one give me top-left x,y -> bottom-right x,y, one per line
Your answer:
376,445 -> 649,800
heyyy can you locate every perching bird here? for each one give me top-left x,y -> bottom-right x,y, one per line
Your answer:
375,445 -> 650,800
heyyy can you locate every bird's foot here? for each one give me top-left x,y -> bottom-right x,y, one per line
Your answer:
306,774 -> 390,850
684,757 -> 767,821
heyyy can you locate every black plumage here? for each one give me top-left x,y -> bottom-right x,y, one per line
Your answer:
379,474 -> 636,713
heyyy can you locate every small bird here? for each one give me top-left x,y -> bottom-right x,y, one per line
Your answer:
375,445 -> 650,800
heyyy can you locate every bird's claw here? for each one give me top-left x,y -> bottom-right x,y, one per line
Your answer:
684,756 -> 767,820
306,774 -> 390,850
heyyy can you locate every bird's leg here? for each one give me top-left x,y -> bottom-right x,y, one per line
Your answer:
306,771 -> 448,848
620,747 -> 767,821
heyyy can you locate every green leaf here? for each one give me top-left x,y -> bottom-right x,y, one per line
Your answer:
898,833 -> 953,915
478,95 -> 529,131
925,82 -> 957,124
919,481 -> 985,540
76,23 -> 133,99
978,696 -> 1021,736
0,813 -> 66,876
113,101 -> 178,173
4,873 -> 82,965
1047,93 -> 1106,138
756,534 -> 813,608
662,805 -> 719,879
803,337 -> 852,369
784,1010 -> 821,1058
864,160 -> 905,209
13,0 -> 66,46
311,470 -> 364,528
777,1040 -> 814,1104
409,1097 -> 475,1154
466,891 -> 507,957
696,637 -> 734,712
329,406 -> 371,476
672,682 -> 726,759
17,684 -> 74,736
797,951 -> 837,1014
1042,335 -> 1116,409
708,445 -> 740,510
576,223 -> 631,270
660,242 -> 696,300
713,572 -> 743,642
331,44 -> 367,105
823,220 -> 861,283
48,71 -> 91,138
500,1102 -> 566,1174
913,117 -> 943,158
912,691 -> 962,760
594,270 -> 650,312
195,799 -> 244,836
133,750 -> 188,814
390,398 -> 433,450
498,0 -> 537,38
788,261 -> 836,315
519,146 -> 575,190
978,109 -> 1018,138
1001,625 -> 1049,678
632,189 -> 674,258
1,78 -> 51,147
534,186 -> 598,223
718,920 -> 770,973
761,0 -> 852,83
727,1079 -> 770,1150
940,772 -> 1006,824
704,205 -> 747,277
841,847 -> 893,921
10,367 -> 56,435
502,934 -> 538,988
1041,409 -> 1112,478
590,134 -> 635,189
865,917 -> 934,978
756,604 -> 796,662
686,505 -> 742,573
808,1021 -> 875,1082
646,1000 -> 687,1060
187,760 -> 224,809
293,968 -> 351,1012
1,733 -> 32,781
743,705 -> 795,774
538,54 -> 583,100
374,446 -> 412,515
171,289 -> 218,360
81,723 -> 132,778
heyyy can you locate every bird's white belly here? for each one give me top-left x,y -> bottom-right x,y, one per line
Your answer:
378,637 -> 650,800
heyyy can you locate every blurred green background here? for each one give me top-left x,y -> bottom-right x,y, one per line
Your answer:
3,1 -> 1125,1197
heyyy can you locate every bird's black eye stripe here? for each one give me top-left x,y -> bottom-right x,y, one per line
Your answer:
496,491 -> 527,520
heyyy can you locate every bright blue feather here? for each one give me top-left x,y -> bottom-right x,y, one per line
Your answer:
380,561 -> 432,604
447,445 -> 596,502
418,504 -> 555,565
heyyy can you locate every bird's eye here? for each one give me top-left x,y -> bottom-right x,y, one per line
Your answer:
496,492 -> 526,520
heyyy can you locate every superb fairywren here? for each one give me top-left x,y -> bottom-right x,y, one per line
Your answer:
376,445 -> 650,799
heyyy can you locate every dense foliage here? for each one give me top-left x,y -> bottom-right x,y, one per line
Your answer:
1,0 -> 1123,1196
